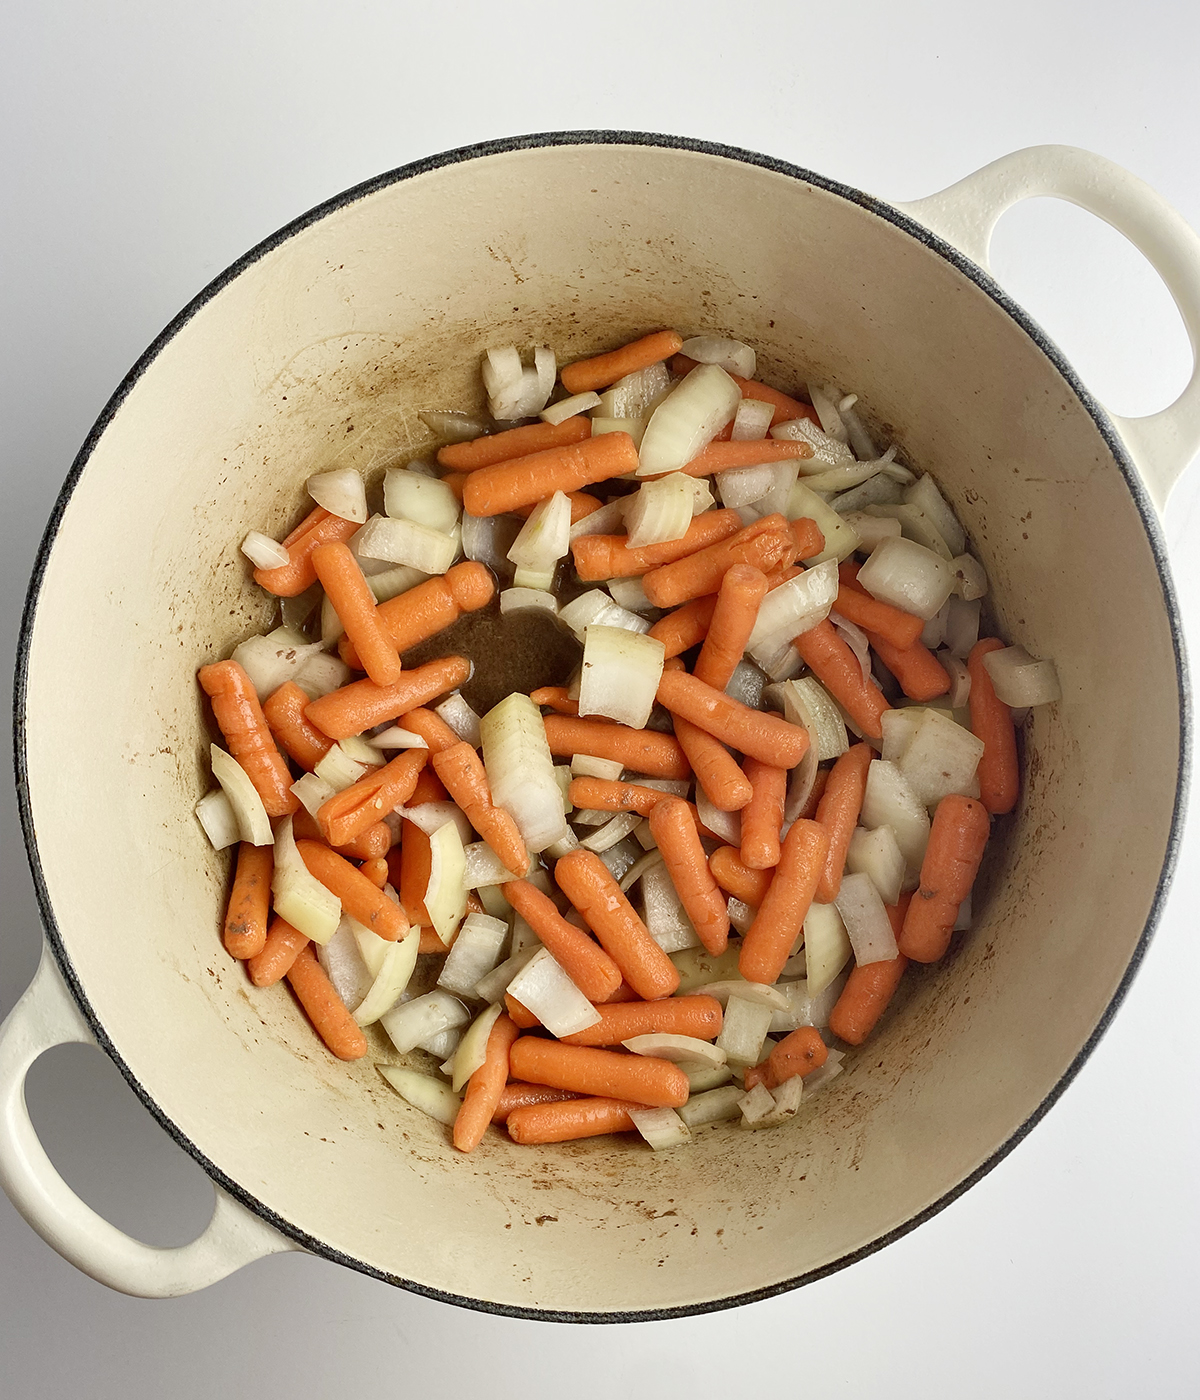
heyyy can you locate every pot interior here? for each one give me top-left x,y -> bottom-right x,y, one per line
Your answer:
19,139 -> 1182,1316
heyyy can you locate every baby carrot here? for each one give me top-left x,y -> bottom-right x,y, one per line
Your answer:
312,542 -> 402,686
657,669 -> 810,768
740,759 -> 787,870
560,995 -> 723,1046
198,660 -> 299,817
463,432 -> 639,517
296,838 -> 409,941
437,415 -> 591,471
571,509 -> 742,581
507,1097 -> 638,1144
501,878 -> 623,1003
339,561 -> 494,669
792,620 -> 891,740
866,631 -> 950,702
740,818 -> 830,984
408,765 -> 449,805
790,517 -> 827,562
252,507 -> 361,597
642,514 -> 797,608
246,915 -> 308,987
508,1038 -> 689,1108
828,893 -> 911,1046
709,845 -> 773,907
395,706 -> 460,753
305,655 -> 471,740
514,490 -> 602,524
898,795 -> 990,963
814,742 -> 874,903
669,356 -> 820,426
285,944 -> 368,1061
395,819 -> 432,928
360,856 -> 390,890
316,748 -> 427,848
679,439 -> 812,477
566,776 -> 677,815
492,1083 -> 579,1123
554,849 -> 680,1001
648,798 -> 730,955
694,564 -> 768,691
453,1012 -> 520,1153
529,686 -> 580,716
505,993 -> 541,1029
433,741 -> 531,877
223,842 -> 272,959
560,330 -> 684,395
672,716 -> 754,812
262,680 -> 334,771
292,808 -> 391,860
797,766 -> 830,822
647,595 -> 718,658
543,715 -> 690,780
743,1026 -> 828,1090
833,582 -> 924,650
969,637 -> 1019,816
421,929 -> 452,955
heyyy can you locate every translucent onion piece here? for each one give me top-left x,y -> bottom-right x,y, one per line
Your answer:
272,815 -> 341,943
625,473 -> 695,548
641,859 -> 701,953
291,770 -> 336,818
507,948 -> 602,1037
835,872 -> 899,965
541,391 -> 601,425
463,841 -> 523,889
474,944 -> 541,1006
307,467 -> 368,524
241,530 -> 289,570
681,335 -> 756,378
938,650 -> 972,707
425,821 -> 469,944
624,1034 -> 726,1068
599,837 -> 641,882
981,645 -> 1063,707
738,1082 -> 777,1126
365,727 -> 429,750
435,692 -> 482,748
747,560 -> 838,657
578,624 -> 665,729
500,587 -> 558,617
905,474 -> 966,556
313,743 -> 368,793
845,826 -> 905,906
802,902 -> 853,995
619,848 -> 665,893
231,627 -> 324,701
725,660 -> 765,711
448,1004 -> 504,1092
717,463 -> 777,510
920,598 -> 952,650
482,346 -> 522,400
209,744 -> 272,846
772,416 -> 853,469
293,651 -> 352,701
807,382 -> 849,443
829,611 -> 873,687
731,398 -> 775,441
507,490 -> 571,573
594,362 -> 671,419
462,511 -> 522,570
716,995 -> 775,1068
481,692 -> 570,852
379,990 -> 471,1055
316,920 -> 373,1011
678,1085 -> 744,1128
951,553 -> 989,601
568,496 -> 627,541
589,416 -> 648,448
669,944 -> 744,993
945,596 -> 982,659
840,403 -> 878,461
896,709 -> 985,806
404,802 -> 473,842
383,469 -> 461,534
579,810 -> 642,853
419,410 -> 490,443
857,536 -> 955,621
438,914 -> 509,999
862,760 -> 931,875
606,576 -> 654,613
559,589 -> 650,642
785,482 -> 861,564
637,364 -> 740,477
353,515 -> 460,575
842,511 -> 902,551
868,503 -> 953,560
629,1106 -> 692,1150
570,753 -> 624,781
699,980 -> 790,1012
195,788 -> 240,850
696,789 -> 740,846
353,928 -> 420,1026
830,473 -> 906,516
773,676 -> 849,762
377,1066 -> 461,1126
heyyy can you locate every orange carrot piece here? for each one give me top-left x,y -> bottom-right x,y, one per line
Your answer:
395,819 -> 432,929
252,507 -> 361,597
501,879 -> 623,1003
792,620 -> 891,741
867,631 -> 950,702
513,490 -> 601,523
648,798 -> 730,955
395,706 -> 460,753
647,595 -> 718,658
360,856 -> 390,889
291,808 -> 391,860
433,741 -> 530,877
296,838 -> 409,941
246,915 -> 308,987
284,944 -> 368,1060
739,759 -> 787,870
463,432 -> 640,517
560,995 -> 723,1046
507,1097 -> 638,1144
198,660 -> 299,817
709,845 -> 773,907
679,439 -> 812,477
797,766 -> 830,822
828,893 -> 911,1046
694,564 -> 768,691
833,582 -> 924,650
543,715 -> 690,780
437,415 -> 592,471
657,669 -> 810,768
305,655 -> 471,740
641,514 -> 797,608
740,818 -> 830,984
969,638 -> 1019,816
339,561 -> 494,669
508,1037 -> 689,1107
790,516 -> 826,562
505,993 -> 541,1029
491,1083 -> 579,1123
223,842 -> 272,959
566,776 -> 675,815
316,748 -> 427,848
263,680 -> 334,771
671,715 -> 753,812
669,355 -> 820,426
421,929 -> 452,955
453,1013 -> 520,1153
529,686 -> 580,716
898,795 -> 990,963
312,542 -> 402,686
408,765 -> 449,805
744,1025 -> 829,1089
571,509 -> 742,581
561,330 -> 684,395
554,849 -> 680,1001
814,743 -> 873,903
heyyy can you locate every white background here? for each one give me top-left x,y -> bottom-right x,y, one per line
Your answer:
3,3 -> 1199,1395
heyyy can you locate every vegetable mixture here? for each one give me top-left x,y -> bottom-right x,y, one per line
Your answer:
197,329 -> 1062,1153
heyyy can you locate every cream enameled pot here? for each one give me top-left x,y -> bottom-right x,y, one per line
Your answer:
3,134 -> 1197,1317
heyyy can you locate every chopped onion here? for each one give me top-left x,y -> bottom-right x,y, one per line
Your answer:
482,346 -> 522,398
945,596 -> 982,658
681,335 -> 756,378
905,474 -> 966,555
507,947 -> 601,1037
383,469 -> 460,534
590,416 -> 648,448
841,403 -> 878,461
580,810 -> 642,853
684,1063 -> 735,1093
462,511 -> 521,570
272,815 -> 341,943
678,1085 -> 743,1128
438,914 -> 509,999
784,745 -> 819,824
209,744 -> 272,845
427,1028 -> 464,1061
724,660 -> 765,711
716,463 -> 777,510
474,944 -> 540,1005
773,677 -> 849,762
365,726 -> 429,750
463,842 -> 523,889
195,788 -> 240,850
670,944 -> 744,993
321,594 -> 345,649
599,837 -> 640,882
483,346 -> 552,419
951,553 -> 988,601
772,415 -> 854,469
508,490 -> 571,574
594,362 -> 672,419
727,896 -> 754,936
699,980 -> 789,1012
568,496 -> 627,541
618,848 -> 664,893
420,409 -> 489,443
541,391 -> 601,425
829,611 -> 874,687
696,789 -> 740,846
606,576 -> 654,613
314,743 -> 368,793
559,589 -> 650,641
292,651 -> 351,700
571,753 -> 624,781
500,587 -> 557,616
625,473 -> 695,548
982,645 -> 1062,707
880,708 -> 922,764
379,990 -> 470,1054
573,807 -> 610,828
737,1081 -> 777,1126
308,467 -> 368,524
835,871 -> 898,965
348,516 -> 400,576
641,859 -> 701,953
747,560 -> 838,658
578,624 -> 665,729
831,473 -> 906,515
513,567 -> 554,591
744,1074 -> 805,1129
338,734 -> 386,768
447,1004 -> 504,1091
404,801 -> 473,841
424,821 -> 468,944
786,481 -> 861,563
481,692 -> 570,852
862,760 -> 931,875
624,1034 -> 726,1068
754,638 -> 804,683
842,511 -> 902,551
896,709 -> 984,806
807,382 -> 850,443
731,398 -> 775,441
846,826 -> 905,906
857,536 -> 955,620
629,1105 -> 692,1150
241,530 -> 289,570
717,995 -> 775,1068
873,503 -> 953,560
803,903 -> 853,995
767,979 -> 816,1034
291,770 -> 336,818
638,364 -> 740,477
231,627 -> 324,701
279,581 -> 322,631
434,692 -> 482,748
377,1066 -> 461,1126
938,650 -> 972,707
353,515 -> 460,575
353,927 -> 420,1026
921,598 -> 952,650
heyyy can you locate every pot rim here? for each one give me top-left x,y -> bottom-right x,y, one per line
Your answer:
11,128 -> 1192,1322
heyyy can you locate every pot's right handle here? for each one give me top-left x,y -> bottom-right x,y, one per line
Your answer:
895,145 -> 1200,515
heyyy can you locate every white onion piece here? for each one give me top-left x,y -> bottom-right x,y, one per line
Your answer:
578,624 -> 665,729
862,760 -> 931,875
425,821 -> 468,944
320,594 -> 344,649
772,415 -> 854,469
727,896 -> 754,937
482,346 -> 522,399
308,467 -> 368,524
843,511 -> 902,551
641,859 -> 701,953
625,473 -> 695,548
293,651 -> 352,700
698,980 -> 789,1012
438,914 -> 509,999
571,753 -> 624,781
231,627 -> 324,701
600,838 -> 641,882
337,734 -> 385,768
716,463 -> 777,510
786,482 -> 860,564
313,743 -> 368,793
316,920 -> 373,1011
291,770 -> 336,819
938,650 -> 972,707
746,1074 -> 805,1129
463,841 -> 523,891
209,745 -> 272,846
580,810 -> 642,853
377,1066 -> 461,1126
624,1034 -> 726,1068
279,581 -> 322,631
568,496 -> 627,541
481,692 -> 570,853
841,403 -> 878,461
474,944 -> 541,1005
695,789 -> 740,845
195,788 -> 240,850
738,1082 -> 778,1126
272,815 -> 341,943
353,928 -> 420,1026
753,461 -> 801,519
447,1003 -> 504,1092
945,596 -> 982,659
354,515 -> 460,575
857,536 -> 955,620
669,945 -> 744,993
754,638 -> 805,683
350,919 -> 390,979
880,708 -> 922,764
731,398 -> 775,441
921,598 -> 952,650
638,364 -> 740,477
384,469 -> 460,534
681,335 -> 756,378
679,1085 -> 744,1128
631,777 -> 692,797
380,990 -> 471,1054
846,825 -> 905,906
897,709 -> 985,806
606,576 -> 653,613
558,589 -> 650,641
508,948 -> 602,1037
835,872 -> 898,965
807,382 -> 849,444
802,903 -> 853,995
982,645 -> 1062,707
784,747 -> 818,824
772,677 -> 849,762
420,409 -> 489,443
952,553 -> 989,601
876,503 -> 954,560
241,530 -> 289,570
716,995 -> 775,1068
534,345 -> 556,401
629,1106 -> 692,1150
513,567 -> 554,591
767,978 -> 818,1034
403,801 -> 473,841
589,416 -> 647,448
573,807 -> 610,827
595,362 -> 672,419
507,490 -> 571,574
619,848 -> 665,893
905,474 -> 966,556
541,391 -> 601,425
831,473 -> 906,515
747,560 -> 838,657
829,611 -> 874,688
462,511 -> 522,570
435,692 -> 482,748
366,727 -> 429,750
498,588 -> 557,620
725,660 -> 765,710
348,516 -> 400,576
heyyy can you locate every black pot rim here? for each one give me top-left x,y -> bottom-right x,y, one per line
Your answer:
11,128 -> 1192,1323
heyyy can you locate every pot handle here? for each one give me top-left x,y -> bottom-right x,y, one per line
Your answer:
0,945 -> 301,1296
895,144 -> 1200,514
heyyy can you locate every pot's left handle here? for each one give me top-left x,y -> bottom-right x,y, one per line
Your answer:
0,945 -> 301,1297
